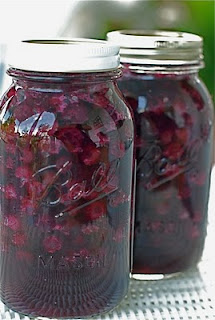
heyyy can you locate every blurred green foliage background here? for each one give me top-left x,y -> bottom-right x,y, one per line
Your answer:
177,1 -> 214,98
62,0 -> 214,100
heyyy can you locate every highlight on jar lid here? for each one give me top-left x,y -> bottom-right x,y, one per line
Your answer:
7,39 -> 120,72
107,30 -> 204,68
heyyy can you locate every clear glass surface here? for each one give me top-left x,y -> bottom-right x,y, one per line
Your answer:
0,69 -> 134,318
119,67 -> 214,276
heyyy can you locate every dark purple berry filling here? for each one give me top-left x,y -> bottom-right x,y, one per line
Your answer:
0,69 -> 134,318
119,67 -> 213,275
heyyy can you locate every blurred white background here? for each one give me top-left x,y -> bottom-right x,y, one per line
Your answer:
0,0 -> 77,94
0,0 -> 75,41
0,0 -> 214,98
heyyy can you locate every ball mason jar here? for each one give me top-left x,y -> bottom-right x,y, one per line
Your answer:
0,40 -> 134,318
107,30 -> 214,279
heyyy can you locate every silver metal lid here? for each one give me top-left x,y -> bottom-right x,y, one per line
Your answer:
7,39 -> 120,73
107,30 -> 204,72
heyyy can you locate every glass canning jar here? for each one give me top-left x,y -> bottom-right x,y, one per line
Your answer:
107,30 -> 214,279
0,39 -> 134,318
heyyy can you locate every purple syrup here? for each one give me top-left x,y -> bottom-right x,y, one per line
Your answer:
119,70 -> 213,275
0,69 -> 134,318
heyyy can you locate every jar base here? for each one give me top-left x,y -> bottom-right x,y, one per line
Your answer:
131,272 -> 182,281
0,297 -> 124,320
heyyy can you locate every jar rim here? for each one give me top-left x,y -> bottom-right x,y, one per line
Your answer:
7,38 -> 120,73
107,30 -> 204,71
7,67 -> 122,83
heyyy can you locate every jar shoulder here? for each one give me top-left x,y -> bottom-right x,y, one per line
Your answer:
119,73 -> 213,115
192,76 -> 214,114
0,80 -> 134,151
0,80 -> 133,124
